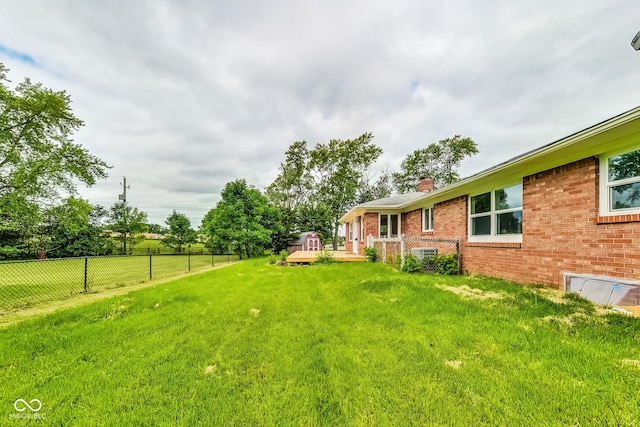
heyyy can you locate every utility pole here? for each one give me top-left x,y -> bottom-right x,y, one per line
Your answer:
119,176 -> 129,203
120,177 -> 131,254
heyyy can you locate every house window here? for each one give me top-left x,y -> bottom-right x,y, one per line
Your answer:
379,214 -> 400,238
601,148 -> 640,215
469,183 -> 522,241
422,207 -> 434,231
348,224 -> 353,242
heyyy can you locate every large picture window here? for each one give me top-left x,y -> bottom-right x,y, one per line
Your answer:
379,214 -> 400,238
601,148 -> 640,214
469,184 -> 522,241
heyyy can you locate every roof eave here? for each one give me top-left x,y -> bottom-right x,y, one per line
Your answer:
404,105 -> 640,211
340,193 -> 432,223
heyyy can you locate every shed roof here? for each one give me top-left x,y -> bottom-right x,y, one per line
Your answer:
289,231 -> 318,246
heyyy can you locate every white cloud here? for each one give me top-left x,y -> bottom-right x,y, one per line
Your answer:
1,0 -> 639,225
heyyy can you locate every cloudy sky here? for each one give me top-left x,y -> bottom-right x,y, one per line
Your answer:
1,0 -> 639,226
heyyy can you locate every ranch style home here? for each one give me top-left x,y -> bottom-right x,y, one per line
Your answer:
341,106 -> 640,290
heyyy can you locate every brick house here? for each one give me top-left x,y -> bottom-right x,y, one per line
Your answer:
341,107 -> 640,289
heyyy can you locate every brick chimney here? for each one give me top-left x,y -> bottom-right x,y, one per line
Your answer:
417,176 -> 434,192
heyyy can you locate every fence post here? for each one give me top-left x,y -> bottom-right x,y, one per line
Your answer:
188,250 -> 191,272
400,234 -> 406,270
212,253 -> 215,267
227,254 -> 230,262
382,241 -> 387,264
456,237 -> 461,275
149,253 -> 153,280
84,257 -> 88,292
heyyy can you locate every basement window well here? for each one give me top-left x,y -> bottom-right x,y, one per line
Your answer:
564,273 -> 640,306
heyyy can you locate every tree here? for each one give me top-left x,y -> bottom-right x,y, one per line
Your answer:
266,141 -> 313,251
266,141 -> 313,212
267,134 -> 383,250
161,210 -> 197,253
201,179 -> 283,258
148,223 -> 168,235
295,202 -> 333,244
38,198 -> 114,258
109,202 -> 148,254
356,167 -> 394,203
0,63 -> 110,258
392,135 -> 478,193
309,133 -> 383,249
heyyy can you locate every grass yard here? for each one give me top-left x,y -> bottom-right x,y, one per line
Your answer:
1,261 -> 639,425
131,239 -> 208,255
0,254 -> 237,310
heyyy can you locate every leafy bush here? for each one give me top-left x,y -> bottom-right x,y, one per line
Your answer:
314,249 -> 336,265
268,255 -> 277,265
401,253 -> 421,273
363,246 -> 377,262
279,250 -> 289,261
436,253 -> 459,275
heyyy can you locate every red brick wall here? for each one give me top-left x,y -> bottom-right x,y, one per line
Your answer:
401,210 -> 423,237
345,222 -> 353,253
392,157 -> 640,287
363,213 -> 379,247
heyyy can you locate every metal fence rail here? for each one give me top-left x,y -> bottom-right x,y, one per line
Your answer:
0,253 -> 238,311
367,234 -> 460,273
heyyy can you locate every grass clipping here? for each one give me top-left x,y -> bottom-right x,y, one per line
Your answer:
437,284 -> 507,301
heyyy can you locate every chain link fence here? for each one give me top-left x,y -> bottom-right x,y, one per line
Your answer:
367,235 -> 460,274
0,253 -> 239,312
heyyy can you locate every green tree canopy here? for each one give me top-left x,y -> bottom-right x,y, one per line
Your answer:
267,134 -> 383,250
201,179 -> 283,258
0,63 -> 110,258
37,197 -> 114,258
309,133 -> 383,249
109,202 -> 148,255
392,135 -> 478,193
266,140 -> 313,212
162,210 -> 197,253
148,223 -> 168,235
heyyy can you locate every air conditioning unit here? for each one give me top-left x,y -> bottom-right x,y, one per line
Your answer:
410,248 -> 438,260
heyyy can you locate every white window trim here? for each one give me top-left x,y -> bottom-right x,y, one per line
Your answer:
422,207 -> 434,232
379,213 -> 401,238
468,186 -> 523,243
599,149 -> 640,216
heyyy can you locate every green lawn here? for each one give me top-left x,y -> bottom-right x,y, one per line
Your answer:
0,254 -> 238,310
131,239 -> 208,255
1,261 -> 639,425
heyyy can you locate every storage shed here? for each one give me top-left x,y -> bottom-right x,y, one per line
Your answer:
287,232 -> 323,254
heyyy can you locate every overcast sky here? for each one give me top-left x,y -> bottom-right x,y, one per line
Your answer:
1,1 -> 639,226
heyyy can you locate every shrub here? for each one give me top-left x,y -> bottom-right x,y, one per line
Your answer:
268,255 -> 277,265
401,253 -> 421,273
314,249 -> 336,265
363,246 -> 377,262
279,250 -> 289,261
436,253 -> 459,275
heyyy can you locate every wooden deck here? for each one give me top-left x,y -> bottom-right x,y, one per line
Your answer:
287,250 -> 365,264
